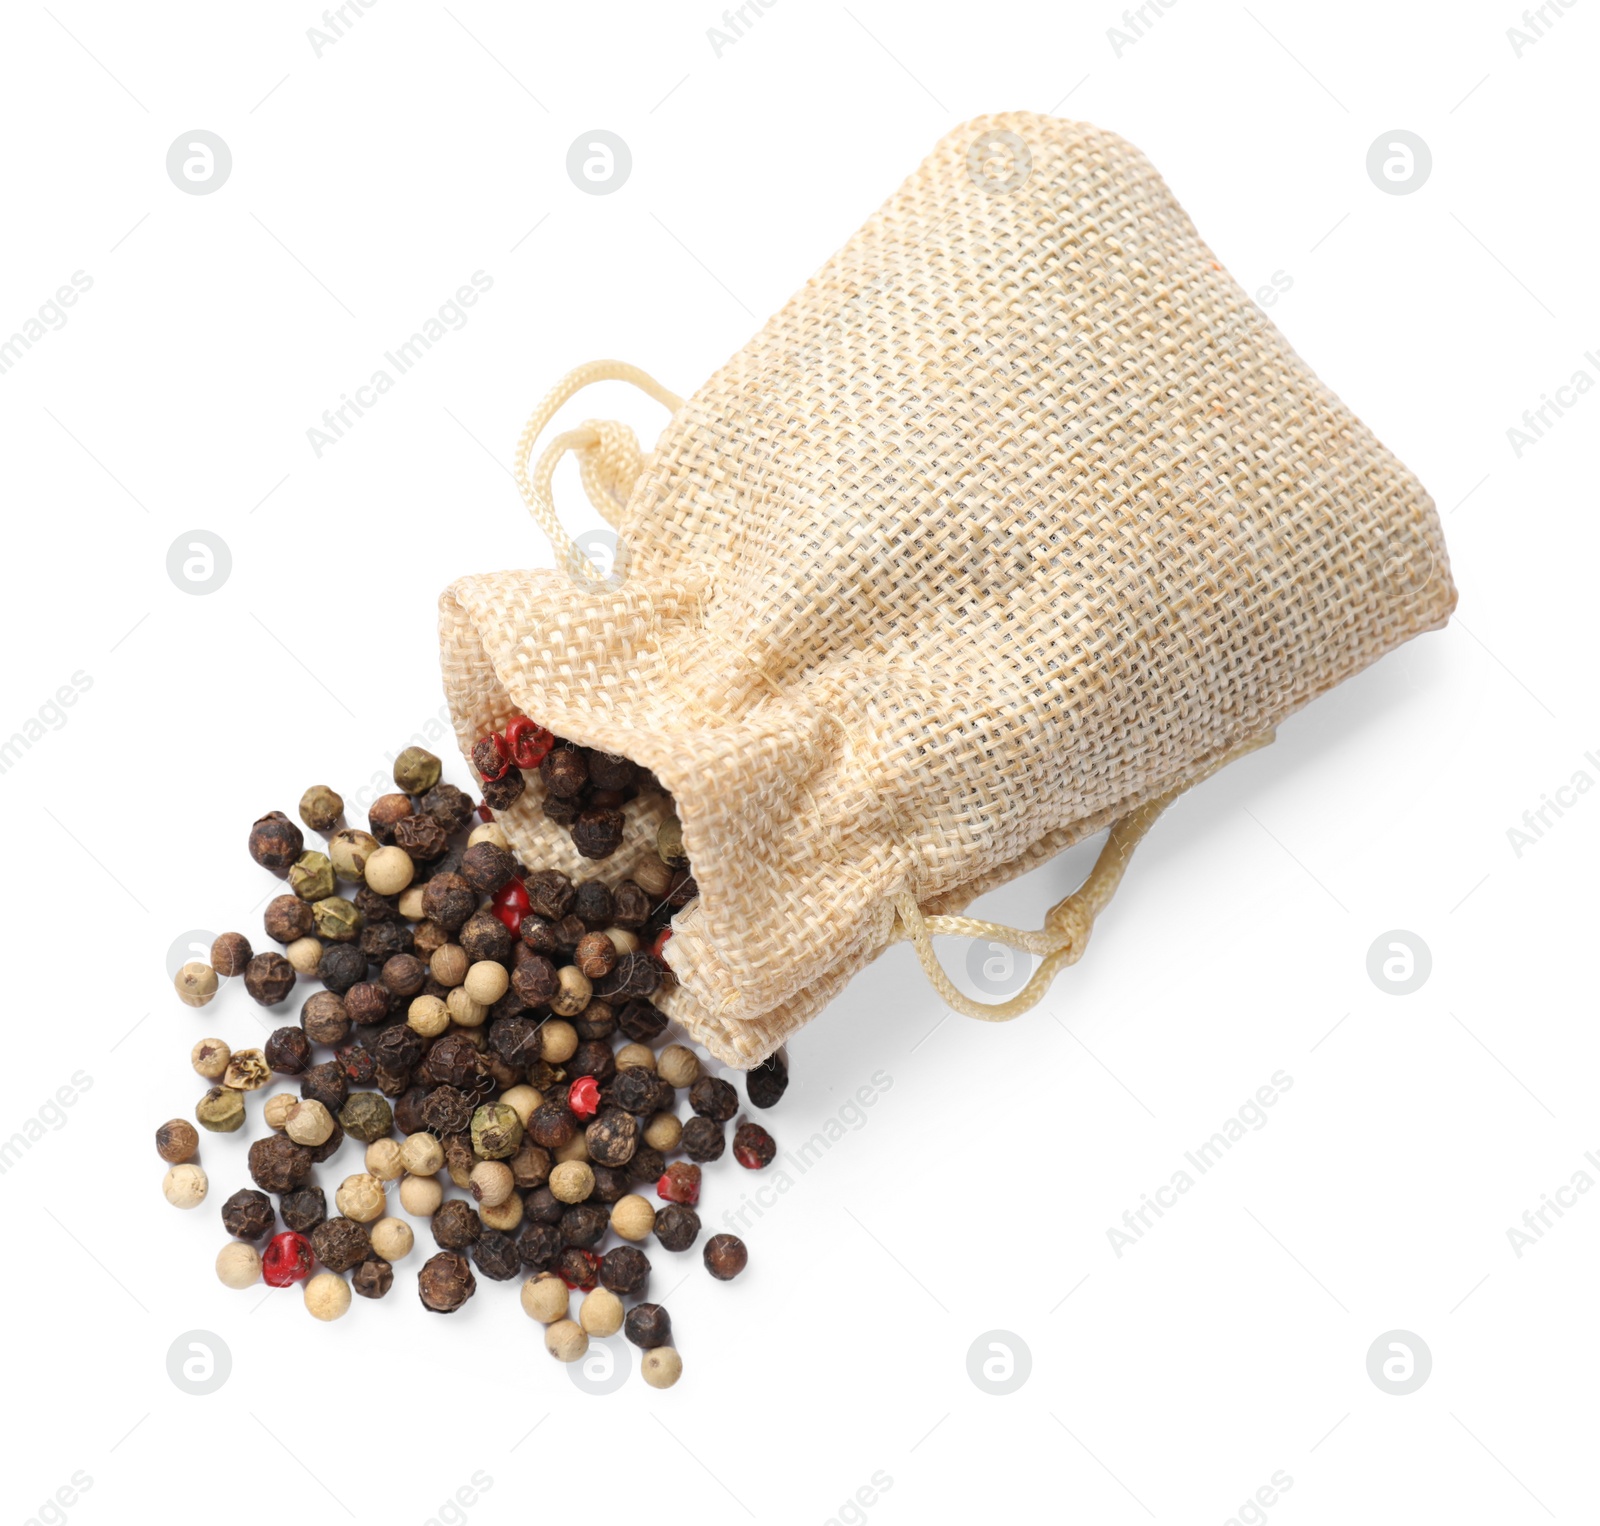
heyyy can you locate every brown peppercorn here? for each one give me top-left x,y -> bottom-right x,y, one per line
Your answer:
391,812 -> 448,862
480,769 -> 525,811
361,923 -> 416,970
585,1108 -> 639,1168
196,1085 -> 246,1133
627,1146 -> 667,1187
589,1164 -> 632,1204
572,1000 -> 618,1043
487,1016 -> 541,1073
599,1244 -> 651,1296
510,1141 -> 552,1189
610,882 -> 652,930
418,1033 -> 491,1096
243,952 -> 296,1006
421,1085 -> 474,1137
316,943 -> 366,997
457,911 -> 513,967
573,931 -> 618,980
221,1188 -> 275,1241
156,1118 -> 200,1164
223,1049 -> 270,1092
210,931 -> 253,977
421,872 -> 475,932
540,747 -> 589,798
511,955 -> 559,1007
461,841 -> 515,895
554,1204 -> 607,1249
570,1041 -> 615,1085
311,1216 -> 371,1272
265,894 -> 314,945
632,858 -> 675,898
570,808 -> 625,860
596,950 -> 660,1001
418,1250 -> 476,1313
339,983 -> 386,1029
542,793 -> 580,825
523,870 -> 575,922
249,810 -> 304,875
380,953 -> 427,999
411,920 -> 452,958
624,1302 -> 672,1348
367,792 -> 414,845
281,1186 -> 326,1234
300,1059 -> 350,1113
652,1203 -> 701,1253
352,1256 -> 394,1299
529,1101 -> 577,1149
516,1221 -> 561,1270
338,1092 -> 394,1144
605,1066 -> 659,1115
299,784 -> 344,834
617,998 -> 668,1043
733,1119 -> 778,1170
337,1042 -> 379,1086
354,884 -> 399,923
421,782 -> 474,833
525,1185 -> 565,1225
585,750 -> 636,791
432,1199 -> 482,1250
689,1076 -> 740,1123
666,872 -> 698,910
288,851 -> 336,904
704,1232 -> 748,1280
248,1134 -> 314,1193
264,1027 -> 312,1075
470,1227 -> 522,1281
681,1116 -> 725,1163
301,990 -> 351,1046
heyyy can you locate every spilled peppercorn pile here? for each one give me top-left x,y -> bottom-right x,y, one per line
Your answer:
160,731 -> 786,1389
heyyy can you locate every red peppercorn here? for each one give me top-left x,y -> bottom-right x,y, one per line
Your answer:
262,1231 -> 314,1287
476,801 -> 495,822
504,715 -> 555,770
559,1247 -> 602,1290
472,733 -> 512,781
568,1075 -> 601,1120
650,928 -> 674,961
657,1162 -> 701,1206
492,878 -> 530,935
733,1120 -> 778,1170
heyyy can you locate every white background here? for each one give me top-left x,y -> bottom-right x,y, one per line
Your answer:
1,2 -> 1595,1523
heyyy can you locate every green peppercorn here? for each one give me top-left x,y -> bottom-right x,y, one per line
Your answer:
312,897 -> 364,943
471,1102 -> 525,1161
288,850 -> 335,903
657,816 -> 688,868
195,1085 -> 246,1133
393,747 -> 442,794
299,785 -> 344,834
338,1092 -> 395,1144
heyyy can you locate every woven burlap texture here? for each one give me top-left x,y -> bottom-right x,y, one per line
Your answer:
439,111 -> 1456,1067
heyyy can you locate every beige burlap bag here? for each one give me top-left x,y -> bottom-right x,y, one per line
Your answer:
439,111 -> 1455,1066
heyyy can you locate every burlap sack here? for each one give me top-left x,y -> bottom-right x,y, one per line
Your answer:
439,111 -> 1455,1066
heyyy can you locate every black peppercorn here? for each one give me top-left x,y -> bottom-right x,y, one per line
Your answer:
249,810 -> 304,875
627,1146 -> 667,1187
353,1256 -> 394,1299
600,1244 -> 651,1296
264,1027 -> 312,1075
317,943 -> 367,997
421,1085 -> 474,1136
703,1232 -> 748,1280
598,950 -> 661,1001
524,1185 -> 565,1224
461,841 -> 515,895
553,915 -> 588,951
611,882 -> 652,930
211,930 -> 254,977
301,991 -> 351,1047
524,870 -> 575,921
624,1302 -> 672,1349
605,1066 -> 658,1116
586,1108 -> 639,1168
488,1016 -> 542,1072
422,782 -> 474,833
374,1022 -> 426,1073
418,1251 -> 476,1313
573,1000 -> 617,1042
512,955 -> 559,1007
343,982 -> 391,1027
459,909 -> 515,965
652,1203 -> 701,1252
367,792 -> 413,845
681,1116 -> 725,1163
570,880 -> 612,928
586,750 -> 637,792
300,1060 -> 350,1113
666,872 -> 698,910
248,1135 -> 314,1193
515,1221 -> 561,1270
336,1041 -> 379,1086
570,808 -> 625,860
689,1076 -> 739,1123
733,1120 -> 777,1170
745,1053 -> 789,1109
394,1085 -> 430,1136
510,1141 -> 552,1190
529,1100 -> 577,1149
243,952 -> 296,1006
221,1188 -> 275,1241
471,1227 -> 522,1281
392,812 -> 449,861
381,953 -> 428,998
421,872 -> 475,932
518,913 -> 561,956
570,1041 -> 616,1086
540,748 -> 589,799
264,894 -> 315,944
338,1092 -> 394,1143
354,884 -> 399,924
359,920 -> 413,964
431,1199 -> 482,1250
419,1033 -> 491,1096
542,794 -> 581,825
617,999 -> 668,1043
311,1216 -> 371,1273
479,770 -> 524,814
558,1204 -> 610,1248
442,1134 -> 475,1189
557,1246 -> 599,1291
280,1185 -> 327,1234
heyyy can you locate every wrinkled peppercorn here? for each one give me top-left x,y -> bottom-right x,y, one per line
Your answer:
586,1108 -> 639,1168
421,873 -> 475,932
524,1186 -> 564,1225
359,920 -> 413,964
338,1092 -> 393,1144
243,952 -> 296,1006
733,1120 -> 777,1170
569,1041 -> 615,1086
301,991 -> 350,1047
611,882 -> 652,930
432,1199 -> 482,1250
312,896 -> 363,943
681,1116 -> 725,1163
557,1246 -> 600,1291
367,792 -> 413,845
310,1217 -> 371,1273
625,1302 -> 672,1349
600,1245 -> 651,1296
354,884 -> 399,924
381,954 -> 427,999
336,1043 -> 379,1086
512,956 -> 559,1007
221,1188 -> 275,1241
516,1221 -> 562,1270
248,1135 -> 314,1193
374,1023 -> 425,1075
470,1102 -> 524,1160
471,1227 -> 522,1281
249,811 -> 304,874
689,1076 -> 739,1123
558,1204 -> 610,1248
393,1086 -> 430,1136
523,870 -> 574,921
542,794 -> 580,825
617,999 -> 668,1043
573,1001 -> 617,1043
280,1186 -> 327,1234
571,808 -> 625,860
442,1134 -> 475,1189
606,1066 -> 658,1116
657,1162 -> 701,1206
540,748 -> 588,799
420,1033 -> 491,1095
704,1233 -> 748,1281
300,1060 -> 349,1114
652,1203 -> 701,1252
264,1027 -> 312,1075
265,894 -> 315,944
488,1016 -> 542,1072
289,851 -> 336,904
627,1146 -> 666,1187
343,982 -> 391,1028
529,1101 -> 577,1149
391,812 -> 448,861
509,1141 -> 552,1190
421,782 -> 474,833
461,841 -> 515,895
317,943 -> 367,997
421,1085 -> 473,1137
299,785 -> 344,834
458,910 -> 514,966
589,1164 -> 632,1205
353,1256 -> 394,1298
418,1251 -> 476,1313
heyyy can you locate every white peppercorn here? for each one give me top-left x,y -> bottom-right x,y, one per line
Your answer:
365,1139 -> 405,1181
190,1038 -> 231,1080
285,936 -> 324,975
467,822 -> 509,851
469,1161 -> 514,1207
614,1042 -> 655,1071
656,1045 -> 700,1088
335,1173 -> 387,1223
521,1272 -> 569,1323
163,1163 -> 208,1208
604,927 -> 641,956
400,1133 -> 445,1175
263,1092 -> 298,1130
446,988 -> 487,1028
641,1347 -> 683,1389
580,1288 -> 624,1337
175,961 -> 219,1008
610,1195 -> 656,1242
407,995 -> 449,1037
398,1174 -> 444,1216
544,1319 -> 588,1363
499,1085 -> 542,1127
551,966 -> 592,1017
549,1160 -> 594,1203
643,1113 -> 682,1152
215,1241 -> 261,1288
285,1100 -> 335,1147
431,944 -> 469,988
479,1194 -> 524,1233
304,1271 -> 352,1321
369,1217 -> 414,1261
463,961 -> 510,1006
540,1021 -> 578,1063
365,845 -> 415,896
397,886 -> 427,921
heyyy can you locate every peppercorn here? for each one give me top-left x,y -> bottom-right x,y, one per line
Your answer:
470,1102 -> 524,1160
163,1163 -> 208,1208
249,1134 -> 314,1192
431,1199 -> 481,1250
196,1085 -> 246,1133
557,1203 -> 609,1248
652,1203 -> 701,1253
263,1231 -> 315,1287
604,1066 -> 657,1116
418,872 -> 472,932
288,851 -> 335,904
250,810 -> 304,875
281,1186 -> 327,1234
312,896 -> 363,943
554,1130 -> 589,1166
338,1092 -> 394,1144
513,870 -> 567,922
335,1172 -> 387,1223
657,1162 -> 702,1206
156,1118 -> 200,1164
632,858 -> 674,899
329,828 -> 380,884
223,1048 -> 270,1092
285,1099 -> 335,1147
374,1024 -> 425,1078
363,1137 -> 401,1182
407,994 -> 450,1038
654,815 -> 687,868
216,1241 -> 261,1289
379,954 -> 427,1000
340,982 -> 388,1029
624,1302 -> 672,1349
573,1001 -> 618,1044
392,812 -> 448,862
529,1101 -> 577,1150
360,919 -> 414,964
311,947 -> 361,1000
282,936 -> 321,975
418,1250 -> 476,1313
483,1191 -> 526,1232
509,1140 -> 552,1190
190,1038 -> 230,1080
385,745 -> 437,794
369,1218 -> 413,1261
299,785 -> 344,834
641,1347 -> 683,1389
417,1085 -> 469,1136
627,1146 -> 667,1187
263,1092 -> 298,1130
520,1270 -> 569,1323
365,845 -> 415,897
538,747 -> 587,799
263,1027 -> 311,1075
390,1083 -> 427,1132
600,1244 -> 651,1296
617,999 -> 668,1043
305,1215 -> 368,1272
571,808 -> 625,860
594,951 -> 659,1002
416,782 -> 470,834
306,1118 -> 345,1164
557,1246 -> 601,1291
300,1059 -> 350,1113
575,1286 -> 623,1338
368,792 -> 414,846
511,955 -> 559,1007
703,1232 -> 749,1281
608,882 -> 649,931
399,1174 -> 443,1216
400,1132 -> 445,1176
524,1186 -> 565,1224
689,1076 -> 739,1123
549,1160 -> 594,1204
210,931 -> 253,977
666,872 -> 698,910
653,1045 -> 698,1090
419,1033 -> 491,1096
429,944 -> 467,989
457,841 -> 511,896
586,1108 -> 639,1168
511,1222 -> 558,1272
573,931 -> 617,980
471,1227 -> 521,1281
480,769 -> 524,811
174,960 -> 219,1009
681,1116 -> 725,1163
732,1119 -> 777,1169
467,1160 -> 514,1208
545,1318 -> 589,1363
241,952 -> 294,1007
351,1256 -> 393,1299
220,1188 -> 275,1241
565,1042 -> 610,1087
643,1113 -> 682,1153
